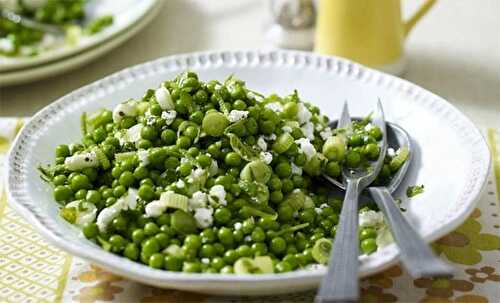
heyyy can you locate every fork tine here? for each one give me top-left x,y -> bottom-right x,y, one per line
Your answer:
337,100 -> 352,129
367,98 -> 388,181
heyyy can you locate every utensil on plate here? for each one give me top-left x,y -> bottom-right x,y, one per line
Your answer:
323,117 -> 454,279
316,101 -> 387,303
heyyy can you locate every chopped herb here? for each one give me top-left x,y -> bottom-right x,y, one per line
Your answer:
407,185 -> 425,198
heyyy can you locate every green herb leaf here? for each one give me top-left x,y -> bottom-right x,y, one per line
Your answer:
407,185 -> 425,198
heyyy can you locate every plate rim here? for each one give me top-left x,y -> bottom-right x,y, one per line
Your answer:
6,49 -> 491,285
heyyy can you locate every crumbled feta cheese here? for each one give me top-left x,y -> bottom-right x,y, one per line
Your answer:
144,111 -> 156,126
145,200 -> 164,218
64,151 -> 99,171
295,138 -> 317,160
320,203 -> 329,209
209,185 -> 226,205
301,122 -> 315,140
314,208 -> 323,214
257,136 -> 267,151
265,102 -> 283,112
176,180 -> 185,188
201,258 -> 210,264
387,148 -> 396,157
315,124 -> 324,131
137,150 -> 149,166
194,208 -> 213,228
319,128 -> 333,140
260,151 -> 273,164
359,210 -> 384,227
234,222 -> 242,230
112,103 -> 137,123
364,123 -> 374,131
244,235 -> 252,242
291,163 -> 303,175
155,85 -> 175,110
227,110 -> 249,122
97,188 -> 138,232
125,124 -> 143,143
282,126 -> 293,133
264,134 -> 277,141
189,191 -> 208,210
0,38 -> 14,53
161,110 -> 177,125
297,103 -> 312,124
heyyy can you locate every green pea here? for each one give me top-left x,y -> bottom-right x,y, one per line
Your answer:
259,120 -> 275,135
369,126 -> 383,140
164,156 -> 180,170
132,229 -> 145,244
270,190 -> 284,204
82,222 -> 98,239
113,185 -> 126,198
349,134 -> 363,147
220,265 -> 234,274
70,174 -> 90,191
55,144 -> 70,158
360,227 -> 377,240
251,227 -> 266,242
300,209 -> 316,224
171,210 -> 197,235
54,185 -> 73,202
179,162 -> 193,177
363,143 -> 380,160
187,147 -> 199,157
200,244 -> 217,258
112,216 -> 128,232
86,190 -> 101,204
184,235 -> 202,250
161,129 -> 177,145
183,262 -> 201,273
361,238 -> 377,254
241,219 -> 255,235
223,249 -> 239,264
275,162 -> 292,178
270,237 -> 287,255
124,243 -> 139,260
326,161 -> 341,178
218,227 -> 234,246
149,253 -> 164,269
109,235 -> 126,251
144,222 -> 160,236
164,255 -> 183,271
278,204 -> 294,222
133,166 -> 149,180
105,197 -> 117,207
119,171 -> 135,187
196,154 -> 212,168
156,214 -> 171,226
111,166 -> 122,178
75,189 -> 87,200
52,175 -> 66,186
214,208 -> 232,225
142,238 -> 160,255
184,126 -> 199,140
346,150 -> 361,168
224,152 -> 242,167
283,102 -> 298,118
138,184 -> 155,201
201,229 -> 216,244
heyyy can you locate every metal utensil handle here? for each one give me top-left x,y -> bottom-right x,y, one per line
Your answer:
316,179 -> 360,303
369,187 -> 454,278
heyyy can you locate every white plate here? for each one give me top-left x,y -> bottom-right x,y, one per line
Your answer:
6,50 -> 491,296
0,1 -> 161,87
0,0 -> 158,72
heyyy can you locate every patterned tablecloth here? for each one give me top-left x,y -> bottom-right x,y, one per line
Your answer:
0,117 -> 499,303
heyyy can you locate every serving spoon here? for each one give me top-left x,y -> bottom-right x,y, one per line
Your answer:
316,101 -> 387,303
320,111 -> 453,296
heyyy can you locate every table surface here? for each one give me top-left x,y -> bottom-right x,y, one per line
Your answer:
1,0 -> 500,128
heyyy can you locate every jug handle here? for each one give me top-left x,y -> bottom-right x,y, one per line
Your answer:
404,0 -> 437,37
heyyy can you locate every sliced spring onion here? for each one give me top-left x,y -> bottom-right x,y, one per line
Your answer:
81,112 -> 88,136
234,256 -> 274,274
239,206 -> 277,220
284,190 -> 307,211
238,180 -> 270,204
322,135 -> 346,161
234,257 -> 255,274
163,244 -> 183,257
311,238 -> 332,264
177,121 -> 200,143
160,192 -> 189,212
240,160 -> 272,184
227,133 -> 257,161
390,146 -> 410,172
274,223 -> 309,236
64,152 -> 99,171
94,147 -> 110,169
170,210 -> 198,235
272,133 -> 294,154
115,152 -> 137,162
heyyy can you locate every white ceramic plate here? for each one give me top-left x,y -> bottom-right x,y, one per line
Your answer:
0,1 -> 161,87
0,0 -> 158,72
6,50 -> 490,296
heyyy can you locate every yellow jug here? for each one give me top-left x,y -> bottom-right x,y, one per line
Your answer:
315,0 -> 436,74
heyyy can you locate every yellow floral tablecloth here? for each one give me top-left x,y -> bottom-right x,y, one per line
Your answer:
0,117 -> 499,303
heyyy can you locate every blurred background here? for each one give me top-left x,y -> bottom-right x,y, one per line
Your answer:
1,0 -> 499,128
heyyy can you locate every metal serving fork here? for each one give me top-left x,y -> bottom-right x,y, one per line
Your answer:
315,101 -> 387,303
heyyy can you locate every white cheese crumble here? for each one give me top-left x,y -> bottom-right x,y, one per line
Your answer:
227,110 -> 249,122
97,188 -> 138,232
209,185 -> 227,205
0,38 -> 14,53
319,128 -> 333,141
301,122 -> 315,140
257,136 -> 267,151
359,210 -> 384,228
112,103 -> 137,123
295,138 -> 317,160
291,163 -> 303,175
189,191 -> 208,210
161,110 -> 177,125
137,150 -> 149,167
234,222 -> 242,230
154,85 -> 175,110
125,124 -> 143,143
201,258 -> 210,264
265,102 -> 283,112
387,148 -> 396,157
264,134 -> 277,141
296,103 -> 312,124
64,151 -> 99,171
176,180 -> 185,188
260,151 -> 273,164
364,123 -> 374,131
194,208 -> 213,228
315,124 -> 324,131
282,126 -> 293,133
314,208 -> 323,214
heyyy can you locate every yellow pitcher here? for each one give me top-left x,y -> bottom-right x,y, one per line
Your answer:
315,0 -> 436,74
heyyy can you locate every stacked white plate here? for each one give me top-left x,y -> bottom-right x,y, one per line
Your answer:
0,0 -> 161,86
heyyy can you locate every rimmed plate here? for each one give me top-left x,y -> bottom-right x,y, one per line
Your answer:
0,0 -> 161,87
6,50 -> 490,296
0,0 -> 158,72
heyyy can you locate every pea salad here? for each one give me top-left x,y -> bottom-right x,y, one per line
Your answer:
0,0 -> 113,57
39,72 -> 409,274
